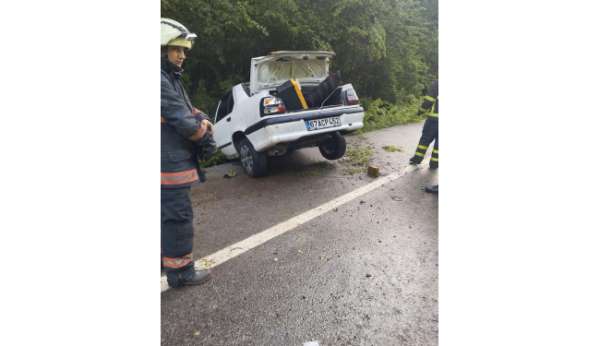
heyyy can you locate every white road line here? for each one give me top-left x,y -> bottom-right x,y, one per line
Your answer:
303,341 -> 320,346
161,165 -> 418,292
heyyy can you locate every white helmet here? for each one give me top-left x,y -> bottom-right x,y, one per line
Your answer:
161,18 -> 197,49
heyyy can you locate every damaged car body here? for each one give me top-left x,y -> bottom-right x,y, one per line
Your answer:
213,51 -> 365,177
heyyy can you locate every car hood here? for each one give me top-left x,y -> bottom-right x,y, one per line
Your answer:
249,51 -> 335,95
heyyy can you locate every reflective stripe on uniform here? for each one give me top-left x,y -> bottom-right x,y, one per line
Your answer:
420,96 -> 437,116
162,253 -> 193,269
428,113 -> 438,118
430,157 -> 438,162
432,149 -> 438,154
161,168 -> 199,186
415,152 -> 425,157
418,145 -> 428,150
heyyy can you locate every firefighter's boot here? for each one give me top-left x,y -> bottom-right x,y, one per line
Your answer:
429,159 -> 438,170
167,265 -> 211,288
424,184 -> 438,194
409,155 -> 423,165
410,144 -> 428,165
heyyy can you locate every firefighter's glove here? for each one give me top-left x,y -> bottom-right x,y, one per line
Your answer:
195,133 -> 217,162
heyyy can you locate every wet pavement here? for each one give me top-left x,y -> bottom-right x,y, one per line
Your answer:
162,122 -> 438,346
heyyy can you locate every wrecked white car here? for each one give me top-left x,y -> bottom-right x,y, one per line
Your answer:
213,51 -> 364,177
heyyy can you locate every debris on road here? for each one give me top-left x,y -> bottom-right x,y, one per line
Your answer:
294,161 -> 336,177
382,144 -> 402,152
340,145 -> 374,175
197,258 -> 216,269
223,169 -> 237,179
367,165 -> 380,177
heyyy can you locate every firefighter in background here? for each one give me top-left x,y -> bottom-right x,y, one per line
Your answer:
409,80 -> 439,169
161,18 -> 213,288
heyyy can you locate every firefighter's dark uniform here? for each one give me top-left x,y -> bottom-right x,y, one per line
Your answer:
161,57 -> 204,287
410,80 -> 439,169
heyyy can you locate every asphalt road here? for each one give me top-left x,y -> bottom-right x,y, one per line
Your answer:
162,122 -> 438,346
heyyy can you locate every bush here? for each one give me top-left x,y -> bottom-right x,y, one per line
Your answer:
199,150 -> 229,168
359,98 -> 423,133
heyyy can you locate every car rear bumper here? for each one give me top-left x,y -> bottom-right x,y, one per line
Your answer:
246,105 -> 364,152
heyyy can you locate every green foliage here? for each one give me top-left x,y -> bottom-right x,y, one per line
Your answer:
360,98 -> 424,133
340,145 -> 374,175
199,150 -> 228,168
345,146 -> 373,166
382,145 -> 402,152
162,0 -> 437,116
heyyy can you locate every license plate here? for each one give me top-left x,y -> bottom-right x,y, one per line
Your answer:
305,116 -> 341,131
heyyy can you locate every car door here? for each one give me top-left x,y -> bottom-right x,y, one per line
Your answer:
213,90 -> 237,157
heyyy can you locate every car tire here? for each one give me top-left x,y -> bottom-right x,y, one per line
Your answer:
319,132 -> 347,160
238,137 -> 268,177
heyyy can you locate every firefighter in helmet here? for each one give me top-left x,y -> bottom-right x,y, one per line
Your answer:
161,18 -> 213,288
409,80 -> 438,169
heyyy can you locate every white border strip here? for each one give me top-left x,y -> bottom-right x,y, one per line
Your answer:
161,165 -> 417,292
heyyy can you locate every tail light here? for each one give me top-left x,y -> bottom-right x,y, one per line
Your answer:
261,96 -> 286,116
345,88 -> 359,105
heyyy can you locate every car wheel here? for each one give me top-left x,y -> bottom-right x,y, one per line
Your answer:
319,132 -> 347,160
238,137 -> 268,177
